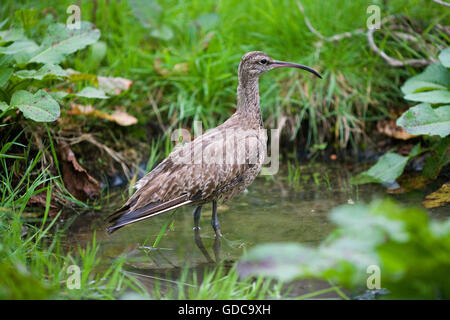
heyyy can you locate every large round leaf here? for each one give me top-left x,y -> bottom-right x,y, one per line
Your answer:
401,64 -> 450,96
397,103 -> 450,137
11,90 -> 60,122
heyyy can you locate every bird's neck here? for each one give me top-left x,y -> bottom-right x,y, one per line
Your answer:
236,75 -> 263,128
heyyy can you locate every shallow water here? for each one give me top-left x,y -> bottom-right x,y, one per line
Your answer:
65,162 -> 449,298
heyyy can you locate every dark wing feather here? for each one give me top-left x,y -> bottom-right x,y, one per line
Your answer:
106,194 -> 190,233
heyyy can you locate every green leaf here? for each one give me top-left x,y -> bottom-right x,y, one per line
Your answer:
0,67 -> 13,87
0,101 -> 9,111
238,243 -> 321,281
49,91 -> 68,101
238,199 -> 450,299
0,28 -> 25,43
0,18 -> 9,30
10,90 -> 60,122
396,103 -> 450,137
404,90 -> 450,104
438,47 -> 450,68
401,64 -> 450,96
0,55 -> 13,68
150,25 -> 174,41
422,137 -> 450,179
14,64 -> 68,80
74,86 -> 108,99
129,0 -> 162,28
28,22 -> 100,64
351,153 -> 409,184
0,39 -> 38,54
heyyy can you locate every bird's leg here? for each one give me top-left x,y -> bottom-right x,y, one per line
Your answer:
193,205 -> 202,230
211,200 -> 222,238
194,227 -> 214,263
213,233 -> 221,262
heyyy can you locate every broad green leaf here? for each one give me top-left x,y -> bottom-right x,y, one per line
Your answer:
0,28 -> 25,43
74,86 -> 108,99
401,64 -> 450,96
14,64 -> 68,80
0,101 -> 8,111
10,89 -> 60,122
438,48 -> 450,68
404,90 -> 450,104
400,81 -> 446,94
0,67 -> 13,86
351,153 -> 409,184
0,39 -> 38,54
28,22 -> 100,64
397,103 -> 450,137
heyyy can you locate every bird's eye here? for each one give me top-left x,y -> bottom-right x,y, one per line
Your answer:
260,59 -> 268,65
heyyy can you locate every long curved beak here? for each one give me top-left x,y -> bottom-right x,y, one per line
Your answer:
272,60 -> 322,79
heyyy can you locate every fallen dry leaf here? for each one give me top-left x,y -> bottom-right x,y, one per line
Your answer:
173,63 -> 189,75
377,119 -> 414,140
28,193 -> 59,217
58,140 -> 100,202
109,110 -> 138,126
423,183 -> 450,208
68,103 -> 137,126
154,58 -> 170,76
154,58 -> 189,76
98,76 -> 133,95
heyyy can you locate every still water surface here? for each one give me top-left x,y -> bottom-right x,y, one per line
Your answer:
65,163 -> 449,298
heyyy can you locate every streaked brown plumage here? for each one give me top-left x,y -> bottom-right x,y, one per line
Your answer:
106,51 -> 321,235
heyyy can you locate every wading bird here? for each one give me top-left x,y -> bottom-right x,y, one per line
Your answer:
106,51 -> 321,236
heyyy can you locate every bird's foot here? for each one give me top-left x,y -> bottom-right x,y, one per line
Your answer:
215,229 -> 223,238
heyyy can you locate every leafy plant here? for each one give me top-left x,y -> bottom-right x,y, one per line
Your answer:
238,199 -> 450,299
0,18 -> 132,123
353,47 -> 450,190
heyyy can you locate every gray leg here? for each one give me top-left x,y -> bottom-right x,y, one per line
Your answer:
193,206 -> 202,230
213,233 -> 221,262
211,200 -> 222,238
194,228 -> 214,263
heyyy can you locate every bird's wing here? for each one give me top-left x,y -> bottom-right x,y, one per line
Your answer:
106,126 -> 266,233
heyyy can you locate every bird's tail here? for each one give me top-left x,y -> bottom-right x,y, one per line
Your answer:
105,195 -> 191,234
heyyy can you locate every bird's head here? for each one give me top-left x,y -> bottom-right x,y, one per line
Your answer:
238,51 -> 322,79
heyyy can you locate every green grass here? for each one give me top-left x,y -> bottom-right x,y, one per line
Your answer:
2,0 -> 447,151
0,0 -> 447,300
126,263 -> 350,300
0,131 -> 147,299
